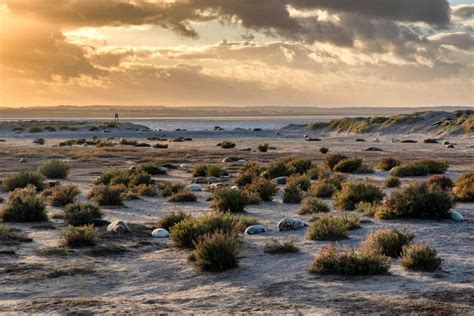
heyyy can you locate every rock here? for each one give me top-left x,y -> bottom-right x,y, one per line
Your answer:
184,138 -> 192,141
238,159 -> 247,163
443,141 -> 450,145
373,139 -> 381,143
222,157 -> 240,163
424,139 -> 439,144
193,177 -> 222,184
446,144 -> 455,148
244,225 -> 268,235
450,211 -> 464,222
187,184 -> 202,191
210,182 -> 225,189
303,134 -> 309,138
401,140 -> 417,143
272,176 -> 288,185
360,219 -> 373,224
93,218 -> 111,228
107,220 -> 131,234
19,158 -> 26,163
305,138 -> 321,142
240,147 -> 252,152
230,185 -> 239,190
179,163 -> 190,169
185,154 -> 192,158
129,166 -> 137,171
253,128 -> 262,132
277,218 -> 306,231
152,228 -> 169,238
355,138 -> 366,142
365,147 -> 384,152
48,180 -> 61,188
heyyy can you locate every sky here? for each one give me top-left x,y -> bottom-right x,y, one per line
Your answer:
0,0 -> 473,108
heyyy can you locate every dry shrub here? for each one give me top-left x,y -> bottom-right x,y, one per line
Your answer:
2,171 -> 45,192
298,196 -> 330,215
46,185 -> 80,207
287,174 -> 311,191
324,154 -> 348,170
192,231 -> 240,272
378,158 -> 400,171
157,211 -> 191,231
333,181 -> 384,211
212,188 -> 250,213
384,176 -> 401,188
361,228 -> 414,257
283,184 -> 303,204
59,225 -> 97,248
88,184 -> 125,206
1,186 -> 47,222
426,175 -> 453,191
453,172 -> 474,202
263,239 -> 299,254
306,214 -> 349,241
245,177 -> 278,201
399,243 -> 441,271
64,203 -> 103,226
38,160 -> 70,179
168,189 -> 197,202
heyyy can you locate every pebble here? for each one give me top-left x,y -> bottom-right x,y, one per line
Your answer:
107,220 -> 132,234
245,225 -> 268,235
152,228 -> 169,238
277,217 -> 306,231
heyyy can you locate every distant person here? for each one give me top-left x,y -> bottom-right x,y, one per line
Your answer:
114,113 -> 119,123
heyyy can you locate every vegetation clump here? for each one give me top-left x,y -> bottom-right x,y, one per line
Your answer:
192,231 -> 240,272
159,182 -> 185,198
391,160 -> 448,177
45,184 -> 80,207
88,184 -> 125,206
324,154 -> 348,170
59,225 -> 97,248
168,189 -> 197,202
375,181 -> 453,219
287,174 -> 311,191
267,157 -> 314,178
361,228 -> 414,257
378,158 -> 400,171
309,244 -> 391,275
310,179 -> 336,198
1,186 -> 47,222
298,196 -> 330,215
192,164 -> 224,177
139,163 -> 167,175
333,158 -> 363,173
399,243 -> 442,272
245,177 -> 278,201
426,175 -> 453,191
257,143 -> 269,152
384,176 -> 401,188
333,181 -> 384,211
38,160 -> 70,179
2,171 -> 45,192
212,188 -> 250,213
283,184 -> 303,204
157,211 -> 191,231
453,172 -> 474,202
319,147 -> 329,154
64,203 -> 103,226
220,141 -> 236,149
306,214 -> 349,241
263,239 -> 299,254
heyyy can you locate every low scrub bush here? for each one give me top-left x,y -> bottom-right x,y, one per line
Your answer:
38,160 -> 70,179
427,175 -> 453,191
192,231 -> 240,272
245,177 -> 278,201
257,143 -> 269,152
378,158 -> 400,171
283,185 -> 303,204
267,158 -> 313,178
287,174 -> 311,191
2,171 -> 45,192
333,158 -> 362,173
170,212 -> 235,249
298,196 -> 330,215
375,181 -> 453,219
309,244 -> 390,275
391,160 -> 448,177
306,214 -> 349,241
46,184 -> 80,207
263,239 -> 299,254
310,179 -> 336,198
1,186 -> 47,222
29,127 -> 43,133
453,172 -> 474,202
333,181 -> 384,211
324,154 -> 348,170
88,184 -> 125,206
306,167 -> 319,180
59,225 -> 97,248
361,228 -> 414,257
384,176 -> 401,188
212,188 -> 250,213
157,211 -> 191,231
136,184 -> 158,197
153,143 -> 168,149
220,141 -> 236,149
235,172 -> 255,188
33,138 -> 45,145
64,203 -> 103,226
399,243 -> 441,271
139,163 -> 167,175
233,215 -> 260,232
319,147 -> 329,154
159,182 -> 185,197
192,164 -> 224,177
355,201 -> 380,217
168,189 -> 197,202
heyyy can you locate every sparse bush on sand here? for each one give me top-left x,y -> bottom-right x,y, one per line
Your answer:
88,184 -> 125,206
136,184 -> 158,197
333,181 -> 384,211
168,189 -> 197,202
333,158 -> 363,173
245,177 -> 278,201
64,203 -> 103,226
59,225 -> 97,248
257,143 -> 269,152
309,244 -> 390,275
287,174 -> 311,191
235,172 -> 255,188
159,182 -> 185,198
192,231 -> 240,272
319,147 -> 329,154
306,214 -> 349,241
391,160 -> 448,177
298,196 -> 330,215
263,239 -> 299,254
361,228 -> 414,258
1,186 -> 47,222
267,158 -> 313,178
384,176 -> 401,188
212,188 -> 250,213
233,215 -> 260,233
192,164 -> 224,177
157,211 -> 191,231
220,141 -> 236,149
399,243 -> 441,272
46,184 -> 80,207
378,158 -> 400,171
139,163 -> 167,175
427,175 -> 454,191
2,171 -> 45,192
354,201 -> 380,217
453,172 -> 474,202
283,184 -> 303,204
310,179 -> 336,198
38,160 -> 70,179
375,181 -> 453,219
324,154 -> 348,171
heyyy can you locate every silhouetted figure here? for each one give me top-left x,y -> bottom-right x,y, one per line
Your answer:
114,113 -> 119,123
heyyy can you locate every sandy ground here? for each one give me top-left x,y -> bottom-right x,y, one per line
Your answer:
0,122 -> 473,314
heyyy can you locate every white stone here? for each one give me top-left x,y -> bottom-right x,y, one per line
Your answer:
187,184 -> 202,191
152,228 -> 169,238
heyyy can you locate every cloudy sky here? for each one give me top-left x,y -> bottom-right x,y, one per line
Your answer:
0,0 -> 473,107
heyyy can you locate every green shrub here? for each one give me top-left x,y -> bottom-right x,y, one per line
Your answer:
267,157 -> 313,178
258,143 -> 269,152
159,182 -> 185,197
333,181 -> 384,211
192,164 -> 224,177
168,189 -> 197,202
319,147 -> 329,154
310,180 -> 336,198
384,176 -> 401,188
361,228 -> 414,257
324,154 -> 348,170
267,160 -> 289,178
283,185 -> 303,204
399,243 -> 441,271
375,181 -> 453,219
233,215 -> 260,233
306,167 -> 319,180
1,186 -> 47,222
0,225 -> 32,242
170,212 -> 235,249
355,201 -> 380,217
128,171 -> 153,187
306,214 -> 349,241
378,158 -> 400,171
136,184 -> 158,197
333,158 -> 363,173
353,164 -> 374,174
309,244 -> 391,275
453,172 -> 474,202
286,158 -> 313,174
46,184 -> 80,207
192,164 -> 207,177
139,163 -> 167,175
2,171 -> 45,192
235,172 -> 255,188
298,196 -> 330,215
64,203 -> 103,226
220,141 -> 236,149
391,160 -> 448,177
44,125 -> 56,132
263,239 -> 299,254
38,160 -> 70,179
212,188 -> 250,213
153,143 -> 168,149
88,184 -> 125,206
427,175 -> 453,191
157,211 -> 191,231
245,177 -> 278,201
59,225 -> 97,248
192,231 -> 240,272
33,138 -> 45,145
336,213 -> 361,230
29,127 -> 43,133
287,174 -> 311,191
